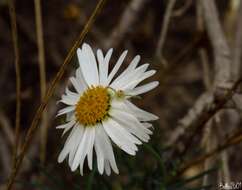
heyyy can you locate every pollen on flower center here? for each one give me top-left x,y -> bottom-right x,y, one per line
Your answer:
75,86 -> 110,126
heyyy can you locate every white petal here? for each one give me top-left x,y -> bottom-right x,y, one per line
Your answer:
102,119 -> 138,155
87,139 -> 94,170
121,55 -> 140,75
65,87 -> 79,97
77,44 -> 99,86
125,81 -> 159,96
58,125 -> 78,163
71,127 -> 89,172
104,160 -> 111,176
108,119 -> 141,145
76,67 -> 88,92
70,77 -> 83,94
97,48 -> 113,85
60,94 -> 79,105
56,120 -> 76,136
110,63 -> 149,90
110,108 -> 151,142
66,112 -> 75,122
57,106 -> 75,116
56,120 -> 75,129
122,70 -> 156,90
106,50 -> 128,85
94,124 -> 105,174
124,100 -> 159,121
95,124 -> 119,174
142,122 -> 154,129
110,55 -> 140,87
97,49 -> 104,63
71,127 -> 95,175
59,89 -> 79,106
68,125 -> 85,166
97,49 -> 105,84
79,127 -> 95,175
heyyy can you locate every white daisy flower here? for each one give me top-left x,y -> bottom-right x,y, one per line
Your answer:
57,43 -> 159,175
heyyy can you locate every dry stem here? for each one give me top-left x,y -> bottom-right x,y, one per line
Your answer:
156,0 -> 177,63
200,0 -> 232,90
104,0 -> 147,49
34,0 -> 48,164
171,78 -> 242,158
8,0 -> 21,168
232,0 -> 242,80
172,0 -> 193,17
180,127 -> 242,174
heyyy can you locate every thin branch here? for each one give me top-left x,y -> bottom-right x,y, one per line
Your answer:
5,0 -> 107,189
200,0 -> 232,90
232,0 -> 242,80
8,0 -> 21,167
34,0 -> 48,164
140,33 -> 204,108
179,127 -> 242,174
199,29 -> 218,186
197,5 -> 217,182
172,0 -> 193,17
104,0 -> 147,49
197,0 -> 211,90
200,49 -> 211,90
221,147 -> 231,182
166,92 -> 212,146
169,0 -> 235,158
170,79 -> 242,157
168,2 -> 238,184
201,121 -> 216,186
156,0 -> 177,63
157,33 -> 204,88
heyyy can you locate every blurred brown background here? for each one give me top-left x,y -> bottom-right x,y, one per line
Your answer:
0,0 -> 242,189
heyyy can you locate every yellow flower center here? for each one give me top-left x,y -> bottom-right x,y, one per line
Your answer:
75,86 -> 110,126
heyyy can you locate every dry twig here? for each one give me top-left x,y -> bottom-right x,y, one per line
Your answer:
198,34 -> 217,185
200,0 -> 232,91
8,0 -> 21,167
232,0 -> 242,80
179,127 -> 242,174
34,0 -> 48,164
200,49 -> 211,90
104,0 -> 147,49
168,0 -> 235,154
172,0 -> 193,17
196,2 -> 218,184
156,0 -> 177,64
170,78 -> 242,158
